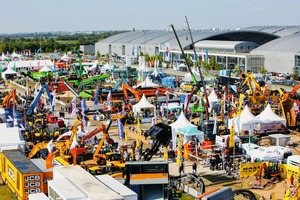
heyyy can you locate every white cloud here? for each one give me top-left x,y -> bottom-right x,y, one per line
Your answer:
251,6 -> 265,12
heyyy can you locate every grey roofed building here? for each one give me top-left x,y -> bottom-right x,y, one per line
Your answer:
95,26 -> 300,74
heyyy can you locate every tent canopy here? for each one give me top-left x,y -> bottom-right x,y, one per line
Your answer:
178,126 -> 203,136
132,94 -> 156,116
39,65 -> 52,72
2,67 -> 17,79
170,111 -> 197,150
256,104 -> 286,126
137,76 -> 159,88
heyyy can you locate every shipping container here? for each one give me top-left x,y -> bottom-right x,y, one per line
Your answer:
48,179 -> 86,200
0,150 -> 43,200
53,165 -> 123,200
96,175 -> 137,200
31,158 -> 53,194
28,193 -> 48,200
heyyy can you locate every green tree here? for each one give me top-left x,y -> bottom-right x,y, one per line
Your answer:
145,53 -> 150,62
209,57 -> 220,70
260,66 -> 267,74
96,51 -> 101,58
201,60 -> 210,71
291,67 -> 298,81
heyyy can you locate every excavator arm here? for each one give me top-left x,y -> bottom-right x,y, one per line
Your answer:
81,124 -> 106,144
122,82 -> 142,102
2,89 -> 18,108
27,141 -> 66,159
26,85 -> 54,115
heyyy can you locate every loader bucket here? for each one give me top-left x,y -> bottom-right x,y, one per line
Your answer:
144,123 -> 171,147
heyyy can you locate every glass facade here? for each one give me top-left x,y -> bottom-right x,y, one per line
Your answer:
295,55 -> 300,73
246,56 -> 264,73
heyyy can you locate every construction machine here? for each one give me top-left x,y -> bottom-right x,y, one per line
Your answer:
81,124 -> 106,145
283,183 -> 300,200
253,161 -> 281,189
122,81 -> 142,102
1,88 -> 19,108
240,73 -> 269,106
92,120 -> 123,166
278,88 -> 297,128
139,123 -> 172,161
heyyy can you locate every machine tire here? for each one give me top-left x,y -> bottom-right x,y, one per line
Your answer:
97,158 -> 106,165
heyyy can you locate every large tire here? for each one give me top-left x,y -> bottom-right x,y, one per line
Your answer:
97,158 -> 106,165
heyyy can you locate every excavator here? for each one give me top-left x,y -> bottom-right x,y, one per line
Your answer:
81,124 -> 106,145
240,73 -> 269,106
1,88 -> 19,108
92,120 -> 122,166
277,88 -> 297,128
27,118 -> 88,162
122,81 -> 142,102
252,161 -> 281,189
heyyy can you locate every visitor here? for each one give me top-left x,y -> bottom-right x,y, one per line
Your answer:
192,161 -> 197,174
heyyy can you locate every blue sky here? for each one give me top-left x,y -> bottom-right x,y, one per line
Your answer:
1,0 -> 299,33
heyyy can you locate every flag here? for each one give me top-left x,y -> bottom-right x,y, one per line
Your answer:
205,49 -> 209,63
107,91 -> 111,111
51,91 -> 56,108
165,43 -> 170,61
223,92 -> 226,114
117,118 -> 124,140
71,96 -> 77,117
229,125 -> 235,148
132,46 -> 135,56
13,62 -> 16,71
46,139 -> 54,169
81,98 -> 86,114
165,91 -> 169,106
37,61 -> 40,70
70,135 -> 78,165
184,93 -> 189,112
122,104 -> 125,115
213,111 -> 217,135
94,87 -> 98,106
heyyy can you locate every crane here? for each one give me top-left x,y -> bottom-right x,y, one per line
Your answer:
170,18 -> 210,120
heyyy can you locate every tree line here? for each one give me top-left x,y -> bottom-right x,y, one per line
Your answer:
0,31 -> 126,54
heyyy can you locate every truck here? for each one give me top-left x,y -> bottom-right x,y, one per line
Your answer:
253,121 -> 290,137
0,150 -> 44,200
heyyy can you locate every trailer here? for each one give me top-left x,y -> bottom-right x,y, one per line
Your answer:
53,165 -> 123,200
31,158 -> 53,194
0,150 -> 43,200
253,121 -> 290,137
48,179 -> 86,200
96,174 -> 137,200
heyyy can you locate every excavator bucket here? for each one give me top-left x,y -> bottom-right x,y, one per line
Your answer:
144,123 -> 171,147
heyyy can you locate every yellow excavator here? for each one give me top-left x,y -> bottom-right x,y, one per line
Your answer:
278,88 -> 296,128
240,73 -> 269,106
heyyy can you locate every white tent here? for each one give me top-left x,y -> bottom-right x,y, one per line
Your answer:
184,68 -> 201,82
170,111 -> 197,150
207,89 -> 220,113
60,54 -> 70,62
11,52 -> 22,59
256,104 -> 286,126
2,67 -> 17,79
0,124 -> 25,152
137,76 -> 159,88
1,52 -> 9,61
234,105 -> 260,133
7,60 -> 54,71
39,65 -> 52,72
132,94 -> 156,117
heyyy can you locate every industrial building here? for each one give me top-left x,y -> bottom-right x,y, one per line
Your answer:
95,26 -> 300,74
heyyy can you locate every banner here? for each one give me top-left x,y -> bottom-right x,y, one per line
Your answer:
239,162 -> 263,178
46,140 -> 54,169
165,43 -> 170,61
229,125 -> 235,148
107,91 -> 112,111
94,87 -> 98,106
117,118 -> 124,140
71,96 -> 77,117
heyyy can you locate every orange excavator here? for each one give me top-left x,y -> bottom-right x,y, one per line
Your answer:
81,124 -> 106,145
2,89 -> 18,108
122,82 -> 142,102
253,161 -> 281,189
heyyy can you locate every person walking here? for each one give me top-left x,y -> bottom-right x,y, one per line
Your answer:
192,161 -> 197,174
179,162 -> 184,176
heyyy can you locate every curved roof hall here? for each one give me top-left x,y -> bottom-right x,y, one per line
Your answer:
97,29 -> 279,51
242,26 -> 300,37
251,32 -> 300,53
